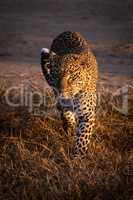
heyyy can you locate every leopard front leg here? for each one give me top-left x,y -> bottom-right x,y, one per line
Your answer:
74,92 -> 97,157
57,97 -> 76,136
61,110 -> 76,136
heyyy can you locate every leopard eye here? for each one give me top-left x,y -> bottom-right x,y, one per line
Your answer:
72,75 -> 77,81
68,74 -> 78,83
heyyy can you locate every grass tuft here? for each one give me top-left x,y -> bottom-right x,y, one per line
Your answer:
0,80 -> 133,200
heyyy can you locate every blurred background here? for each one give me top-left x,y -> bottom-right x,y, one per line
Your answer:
0,0 -> 133,82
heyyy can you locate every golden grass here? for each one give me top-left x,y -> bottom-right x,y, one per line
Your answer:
0,82 -> 133,200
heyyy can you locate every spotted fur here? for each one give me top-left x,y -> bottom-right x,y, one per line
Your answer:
41,31 -> 98,158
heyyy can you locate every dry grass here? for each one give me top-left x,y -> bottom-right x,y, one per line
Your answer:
0,80 -> 133,200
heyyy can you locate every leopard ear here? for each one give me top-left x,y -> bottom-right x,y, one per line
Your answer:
41,48 -> 50,67
41,48 -> 56,60
41,48 -> 56,55
41,48 -> 50,54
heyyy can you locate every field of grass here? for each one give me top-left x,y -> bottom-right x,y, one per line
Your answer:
0,80 -> 133,200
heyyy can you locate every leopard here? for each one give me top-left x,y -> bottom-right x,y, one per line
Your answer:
41,31 -> 98,158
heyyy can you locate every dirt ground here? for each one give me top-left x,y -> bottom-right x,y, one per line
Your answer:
0,0 -> 133,85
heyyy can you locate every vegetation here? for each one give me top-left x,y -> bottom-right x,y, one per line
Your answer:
0,81 -> 132,200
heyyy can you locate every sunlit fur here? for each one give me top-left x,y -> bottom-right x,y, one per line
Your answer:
41,31 -> 98,157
